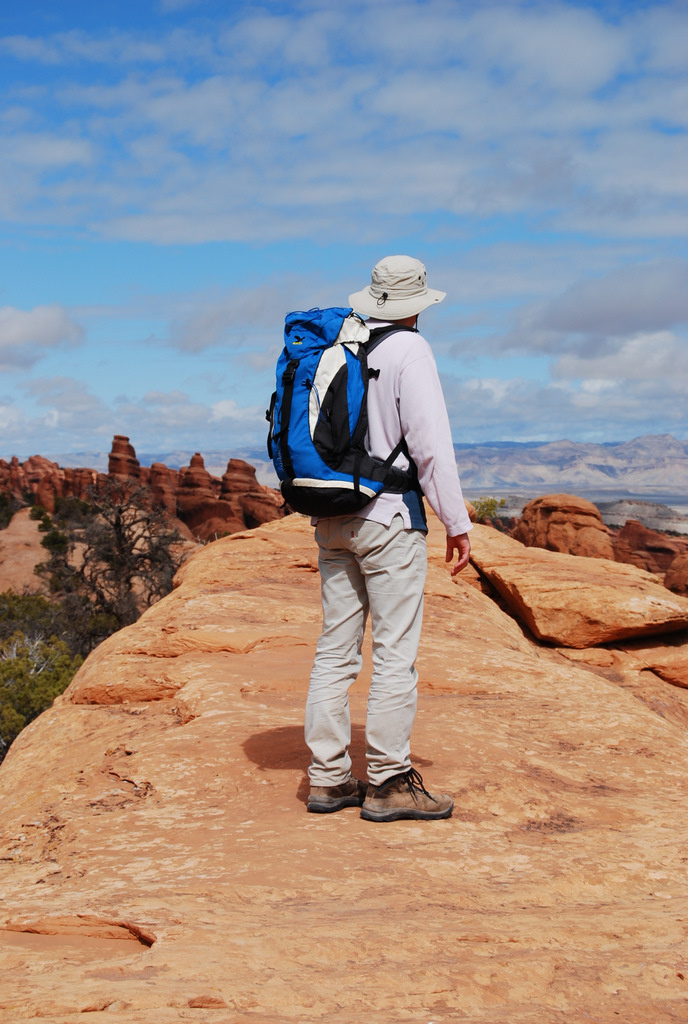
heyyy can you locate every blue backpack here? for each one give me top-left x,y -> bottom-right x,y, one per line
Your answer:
266,307 -> 418,517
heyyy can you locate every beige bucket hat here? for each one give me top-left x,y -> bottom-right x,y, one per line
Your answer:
349,254 -> 446,319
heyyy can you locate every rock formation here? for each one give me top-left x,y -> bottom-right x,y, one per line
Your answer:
470,525 -> 688,647
108,435 -> 142,479
512,493 -> 688,587
665,551 -> 688,597
148,462 -> 178,516
612,519 -> 688,574
0,455 -> 99,515
0,436 -> 285,541
1,513 -> 688,1021
512,493 -> 615,559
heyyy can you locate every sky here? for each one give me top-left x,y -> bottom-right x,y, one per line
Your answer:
0,0 -> 687,464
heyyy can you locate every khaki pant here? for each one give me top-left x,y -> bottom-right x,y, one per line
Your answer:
305,515 -> 427,787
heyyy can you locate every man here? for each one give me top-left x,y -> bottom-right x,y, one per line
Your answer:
305,255 -> 472,822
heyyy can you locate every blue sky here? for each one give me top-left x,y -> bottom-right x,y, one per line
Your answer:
0,0 -> 687,463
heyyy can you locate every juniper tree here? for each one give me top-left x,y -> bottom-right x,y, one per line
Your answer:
35,480 -> 185,651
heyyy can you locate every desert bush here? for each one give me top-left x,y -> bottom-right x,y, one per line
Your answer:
0,494 -> 21,530
0,631 -> 82,761
35,479 -> 185,649
473,496 -> 507,523
0,591 -> 74,649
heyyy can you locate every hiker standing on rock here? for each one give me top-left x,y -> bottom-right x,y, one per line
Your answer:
305,255 -> 472,821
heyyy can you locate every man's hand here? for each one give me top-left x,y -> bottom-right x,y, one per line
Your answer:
445,532 -> 471,576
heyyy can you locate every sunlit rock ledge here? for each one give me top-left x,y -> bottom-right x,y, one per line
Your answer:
1,512 -> 688,1023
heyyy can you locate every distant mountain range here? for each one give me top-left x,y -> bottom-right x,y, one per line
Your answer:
42,434 -> 688,501
452,434 -> 688,499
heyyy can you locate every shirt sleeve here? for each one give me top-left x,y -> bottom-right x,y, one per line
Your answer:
397,342 -> 473,537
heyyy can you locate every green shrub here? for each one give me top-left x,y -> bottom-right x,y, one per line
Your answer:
473,496 -> 507,523
0,631 -> 82,760
0,591 -> 72,647
0,494 -> 19,530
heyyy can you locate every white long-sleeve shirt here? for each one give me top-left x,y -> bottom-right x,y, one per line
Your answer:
355,319 -> 472,537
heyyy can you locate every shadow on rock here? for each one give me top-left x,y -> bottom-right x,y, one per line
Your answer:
243,724 -> 434,805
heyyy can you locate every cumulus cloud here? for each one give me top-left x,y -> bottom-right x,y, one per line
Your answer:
540,260 -> 688,336
491,259 -> 688,368
0,1 -> 686,243
166,280 -> 306,353
113,388 -> 267,448
0,378 -> 270,457
552,330 -> 688,383
443,368 -> 688,444
0,305 -> 83,370
25,375 -> 108,423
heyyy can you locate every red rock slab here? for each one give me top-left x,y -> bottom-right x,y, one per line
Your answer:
4,914 -> 155,945
615,631 -> 688,689
2,512 -> 688,1022
469,523 -> 688,648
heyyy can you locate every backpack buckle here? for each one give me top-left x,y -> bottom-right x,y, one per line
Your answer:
282,360 -> 298,385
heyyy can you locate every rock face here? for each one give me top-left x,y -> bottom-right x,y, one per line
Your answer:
512,493 -> 688,583
512,493 -> 616,559
665,551 -> 688,596
0,455 -> 99,515
470,524 -> 688,648
108,435 -> 141,479
0,436 -> 285,542
1,513 -> 688,1022
597,497 -> 688,534
612,519 -> 688,574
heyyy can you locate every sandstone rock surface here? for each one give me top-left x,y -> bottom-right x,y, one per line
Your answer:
665,551 -> 688,596
468,523 -> 688,647
512,493 -> 615,559
613,519 -> 688,574
1,514 -> 688,1023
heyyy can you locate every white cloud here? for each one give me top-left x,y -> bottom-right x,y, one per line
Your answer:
0,378 -> 269,457
491,258 -> 688,364
0,306 -> 83,370
0,2 -> 686,243
26,375 -> 108,421
540,260 -> 688,336
113,388 -> 267,448
166,281 -> 304,353
553,330 -> 688,383
443,366 -> 688,444
211,399 -> 257,422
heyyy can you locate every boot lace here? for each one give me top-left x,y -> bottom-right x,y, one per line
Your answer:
379,767 -> 437,803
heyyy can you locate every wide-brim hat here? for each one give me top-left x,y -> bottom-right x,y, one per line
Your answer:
349,254 -> 446,319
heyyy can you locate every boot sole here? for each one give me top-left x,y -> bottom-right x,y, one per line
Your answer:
360,803 -> 453,822
307,796 -> 365,814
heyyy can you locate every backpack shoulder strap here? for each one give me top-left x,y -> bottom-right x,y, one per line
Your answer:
362,324 -> 421,491
364,323 -> 418,357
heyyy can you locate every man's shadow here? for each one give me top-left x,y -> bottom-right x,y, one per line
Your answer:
243,724 -> 433,805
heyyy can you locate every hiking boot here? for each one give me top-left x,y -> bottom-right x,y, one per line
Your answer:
307,777 -> 367,814
360,768 -> 453,822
